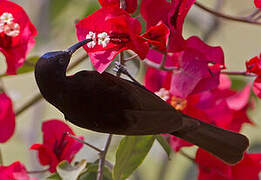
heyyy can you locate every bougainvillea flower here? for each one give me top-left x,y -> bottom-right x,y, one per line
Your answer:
254,0 -> 261,8
170,36 -> 225,98
246,53 -> 261,75
30,120 -> 83,173
98,0 -> 137,13
141,0 -> 196,52
196,149 -> 261,180
76,7 -> 149,73
0,161 -> 38,180
0,0 -> 37,75
141,21 -> 170,52
140,0 -> 171,29
0,92 -> 15,143
185,75 -> 253,132
166,75 -> 252,151
252,76 -> 261,98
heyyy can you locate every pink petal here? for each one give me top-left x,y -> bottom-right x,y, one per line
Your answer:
0,93 -> 15,143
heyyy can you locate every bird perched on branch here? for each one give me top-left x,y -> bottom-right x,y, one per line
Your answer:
35,39 -> 249,164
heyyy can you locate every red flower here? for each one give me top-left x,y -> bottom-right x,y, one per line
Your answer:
245,54 -> 261,98
141,21 -> 170,52
0,0 -> 37,75
0,161 -> 38,180
76,6 -> 149,73
196,149 -> 261,180
185,75 -> 253,132
98,0 -> 137,13
30,120 -> 83,173
246,53 -> 261,76
170,36 -> 225,98
141,0 -> 171,29
141,0 -> 196,51
0,92 -> 15,143
254,0 -> 261,8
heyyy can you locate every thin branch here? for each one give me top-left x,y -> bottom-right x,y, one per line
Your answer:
246,9 -> 261,20
27,168 -> 49,174
124,54 -> 138,62
143,59 -> 177,71
221,71 -> 256,77
66,132 -> 103,153
194,2 -> 261,25
15,54 -> 89,116
97,134 -> 112,180
202,0 -> 224,41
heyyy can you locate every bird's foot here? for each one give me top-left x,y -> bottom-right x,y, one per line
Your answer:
113,61 -> 128,77
113,61 -> 143,87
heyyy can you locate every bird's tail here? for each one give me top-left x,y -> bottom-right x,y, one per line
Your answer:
171,115 -> 249,164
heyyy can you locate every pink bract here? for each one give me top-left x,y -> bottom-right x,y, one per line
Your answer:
196,149 -> 261,180
0,161 -> 38,180
31,120 -> 83,173
0,92 -> 15,143
0,0 -> 37,75
76,6 -> 149,73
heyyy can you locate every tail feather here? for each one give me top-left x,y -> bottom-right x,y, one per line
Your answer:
171,115 -> 249,164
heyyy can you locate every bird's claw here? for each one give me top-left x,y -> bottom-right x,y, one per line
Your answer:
113,61 -> 128,76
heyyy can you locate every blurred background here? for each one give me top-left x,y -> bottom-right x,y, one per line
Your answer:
0,0 -> 261,179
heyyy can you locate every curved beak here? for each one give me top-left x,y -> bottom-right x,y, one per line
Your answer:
66,39 -> 92,56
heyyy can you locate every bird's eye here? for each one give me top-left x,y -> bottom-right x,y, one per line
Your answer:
58,57 -> 67,65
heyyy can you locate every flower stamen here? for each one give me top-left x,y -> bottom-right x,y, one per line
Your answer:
86,31 -> 96,48
97,32 -> 110,48
171,96 -> 187,111
4,22 -> 20,37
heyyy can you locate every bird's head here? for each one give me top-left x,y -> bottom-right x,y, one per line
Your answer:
35,39 -> 92,76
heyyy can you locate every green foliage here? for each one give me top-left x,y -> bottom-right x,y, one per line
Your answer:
156,135 -> 172,159
16,56 -> 39,74
56,160 -> 87,180
113,135 -> 156,180
79,162 -> 112,180
47,173 -> 62,180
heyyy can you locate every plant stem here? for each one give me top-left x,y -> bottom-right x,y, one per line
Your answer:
15,54 -> 89,116
221,71 -> 256,77
97,134 -> 112,180
27,168 -> 49,174
67,132 -> 103,153
194,2 -> 261,25
143,59 -> 176,71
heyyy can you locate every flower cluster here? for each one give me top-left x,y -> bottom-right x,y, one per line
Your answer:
85,31 -> 110,48
0,12 -> 20,37
0,0 -> 37,75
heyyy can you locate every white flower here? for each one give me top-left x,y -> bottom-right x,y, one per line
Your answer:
4,22 -> 20,37
0,12 -> 14,24
155,88 -> 170,101
98,32 -> 110,48
86,31 -> 96,48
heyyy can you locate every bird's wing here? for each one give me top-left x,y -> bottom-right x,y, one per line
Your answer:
62,70 -> 183,135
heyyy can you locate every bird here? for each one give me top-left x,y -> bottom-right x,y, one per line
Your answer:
35,39 -> 249,164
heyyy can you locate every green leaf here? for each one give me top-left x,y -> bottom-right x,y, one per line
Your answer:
56,160 -> 87,180
156,135 -> 172,159
0,148 -> 3,165
16,56 -> 39,75
113,135 -> 156,180
79,162 -> 112,180
47,173 -> 62,180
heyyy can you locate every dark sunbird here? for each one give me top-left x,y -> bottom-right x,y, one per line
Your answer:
35,39 -> 249,165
